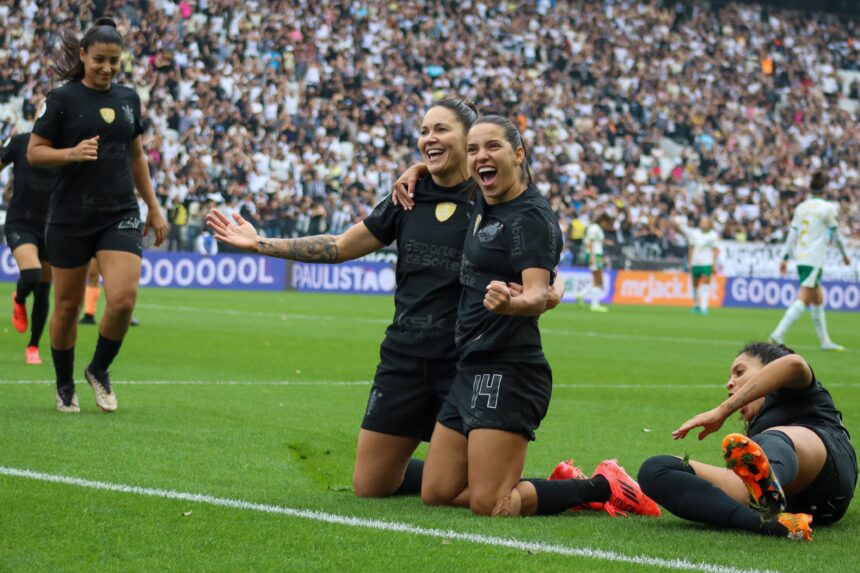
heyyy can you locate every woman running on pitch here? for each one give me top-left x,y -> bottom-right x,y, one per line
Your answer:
2,126 -> 55,365
638,342 -> 856,540
29,18 -> 168,413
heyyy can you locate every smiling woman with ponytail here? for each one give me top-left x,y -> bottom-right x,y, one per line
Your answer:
26,17 -> 168,414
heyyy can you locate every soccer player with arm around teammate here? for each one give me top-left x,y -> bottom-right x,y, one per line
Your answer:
678,215 -> 720,315
419,116 -> 659,519
638,342 -> 857,540
28,18 -> 168,413
769,172 -> 851,351
210,98 -> 562,499
2,129 -> 55,365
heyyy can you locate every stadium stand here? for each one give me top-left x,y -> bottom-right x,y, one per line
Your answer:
1,0 -> 858,268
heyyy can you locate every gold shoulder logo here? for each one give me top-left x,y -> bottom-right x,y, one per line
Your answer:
100,108 -> 116,124
473,214 -> 482,235
435,202 -> 457,222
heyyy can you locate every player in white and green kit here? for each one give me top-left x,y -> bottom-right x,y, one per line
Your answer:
770,172 -> 851,351
685,216 -> 720,315
583,212 -> 612,312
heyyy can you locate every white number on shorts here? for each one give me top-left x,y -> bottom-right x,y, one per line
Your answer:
471,374 -> 502,409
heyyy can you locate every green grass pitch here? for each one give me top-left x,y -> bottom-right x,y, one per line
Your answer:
1,283 -> 858,572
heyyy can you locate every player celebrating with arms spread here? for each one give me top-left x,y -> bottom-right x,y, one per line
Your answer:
769,172 -> 851,351
28,18 -> 168,413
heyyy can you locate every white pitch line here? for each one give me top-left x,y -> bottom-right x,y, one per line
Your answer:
136,302 -> 832,352
0,466 -> 777,573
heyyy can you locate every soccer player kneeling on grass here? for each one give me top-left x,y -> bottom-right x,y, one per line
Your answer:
638,342 -> 857,541
420,116 -> 660,518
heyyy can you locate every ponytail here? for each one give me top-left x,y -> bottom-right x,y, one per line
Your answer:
53,17 -> 123,82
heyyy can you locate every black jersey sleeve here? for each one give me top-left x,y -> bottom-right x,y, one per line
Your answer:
31,91 -> 65,144
507,204 -> 563,273
363,194 -> 400,246
0,136 -> 14,165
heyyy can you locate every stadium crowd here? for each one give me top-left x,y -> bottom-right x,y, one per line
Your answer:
1,0 -> 859,258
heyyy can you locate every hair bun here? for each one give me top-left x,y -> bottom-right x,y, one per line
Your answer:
94,17 -> 117,28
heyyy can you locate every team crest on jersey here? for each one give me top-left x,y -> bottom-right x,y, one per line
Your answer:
477,221 -> 503,242
100,108 -> 116,124
435,202 -> 457,222
473,214 -> 482,235
122,105 -> 134,125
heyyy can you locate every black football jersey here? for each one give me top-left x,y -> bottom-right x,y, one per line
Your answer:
32,81 -> 143,226
0,133 -> 55,227
364,176 -> 474,359
456,185 -> 562,359
748,373 -> 850,438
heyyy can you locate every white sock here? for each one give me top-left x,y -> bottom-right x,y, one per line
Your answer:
591,285 -> 602,308
699,284 -> 710,311
773,300 -> 806,338
692,286 -> 699,307
809,305 -> 831,344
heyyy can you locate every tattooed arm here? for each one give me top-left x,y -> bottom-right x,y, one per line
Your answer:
672,355 -> 812,441
207,209 -> 384,263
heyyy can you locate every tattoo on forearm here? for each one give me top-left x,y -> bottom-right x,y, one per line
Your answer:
725,383 -> 757,412
257,236 -> 339,262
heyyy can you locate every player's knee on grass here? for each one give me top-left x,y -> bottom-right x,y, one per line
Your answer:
352,471 -> 399,498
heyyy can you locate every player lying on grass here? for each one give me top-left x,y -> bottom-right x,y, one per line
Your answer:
638,342 -> 857,540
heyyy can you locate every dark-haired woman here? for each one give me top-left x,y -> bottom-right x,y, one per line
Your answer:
2,128 -> 55,365
420,116 -> 660,518
28,18 -> 168,413
638,343 -> 857,540
209,99 -> 552,498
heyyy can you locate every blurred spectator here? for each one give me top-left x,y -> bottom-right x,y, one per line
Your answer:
0,0 -> 858,262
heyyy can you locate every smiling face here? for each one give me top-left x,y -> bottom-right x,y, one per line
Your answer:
80,42 -> 121,90
418,106 -> 469,187
726,353 -> 766,422
467,123 -> 526,204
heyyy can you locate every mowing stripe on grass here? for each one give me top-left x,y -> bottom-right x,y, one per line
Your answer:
0,466 -> 776,573
136,302 -> 831,352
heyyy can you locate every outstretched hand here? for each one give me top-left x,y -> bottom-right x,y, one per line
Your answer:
205,209 -> 260,252
672,407 -> 727,441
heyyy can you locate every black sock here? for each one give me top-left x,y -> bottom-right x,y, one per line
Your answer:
89,334 -> 123,374
15,268 -> 41,303
51,347 -> 75,390
638,455 -> 772,534
28,282 -> 51,347
394,459 -> 424,496
524,476 -> 611,515
754,431 -> 799,486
